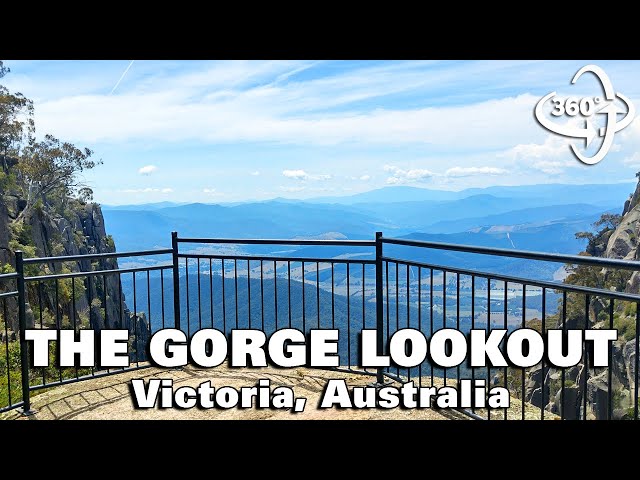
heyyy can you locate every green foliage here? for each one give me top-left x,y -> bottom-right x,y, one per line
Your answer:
0,62 -> 35,164
105,235 -> 115,251
614,314 -> 637,342
0,338 -> 96,408
0,263 -> 14,274
17,134 -> 102,212
575,212 -> 623,256
594,213 -> 622,231
623,302 -> 637,317
0,170 -> 16,191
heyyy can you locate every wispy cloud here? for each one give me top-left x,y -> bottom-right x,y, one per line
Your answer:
384,165 -> 436,185
444,166 -> 507,177
249,171 -> 260,176
280,186 -> 305,192
110,60 -> 135,95
202,188 -> 224,196
138,165 -> 157,175
282,169 -> 331,181
121,187 -> 173,194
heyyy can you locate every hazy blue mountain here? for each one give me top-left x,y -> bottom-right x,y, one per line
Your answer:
103,201 -> 385,251
307,186 -> 461,204
460,183 -> 633,206
308,183 -> 632,207
426,204 -> 615,233
102,182 -> 631,283
102,201 -> 188,211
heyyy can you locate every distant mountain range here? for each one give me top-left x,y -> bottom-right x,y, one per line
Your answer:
103,182 -> 633,282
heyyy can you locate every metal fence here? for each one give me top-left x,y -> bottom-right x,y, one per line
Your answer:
1,230 -> 639,420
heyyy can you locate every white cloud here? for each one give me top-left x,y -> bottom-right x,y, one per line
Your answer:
249,171 -> 260,176
283,169 -> 307,180
359,174 -> 371,181
503,134 -> 579,174
384,165 -> 436,185
138,165 -> 157,175
34,70 -> 540,149
623,152 -> 640,168
202,188 -> 224,196
282,169 -> 331,181
280,186 -> 305,192
444,166 -> 507,177
121,187 -> 173,194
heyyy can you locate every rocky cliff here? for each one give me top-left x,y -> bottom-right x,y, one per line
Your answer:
0,161 -> 148,361
522,180 -> 640,420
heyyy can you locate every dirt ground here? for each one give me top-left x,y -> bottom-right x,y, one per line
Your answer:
1,365 -> 469,420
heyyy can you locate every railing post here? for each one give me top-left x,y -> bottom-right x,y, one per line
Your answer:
375,232 -> 385,385
171,232 -> 181,331
16,251 -> 33,415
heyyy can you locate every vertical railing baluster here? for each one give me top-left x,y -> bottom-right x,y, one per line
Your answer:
521,284 -> 526,420
607,297 -> 613,421
318,261 -> 321,330
457,273 -> 461,387
288,261 -> 292,328
561,291 -> 567,420
234,260 -> 239,329
209,259 -> 213,329
171,232 -> 180,331
418,267 -> 422,387
584,295 -> 591,420
443,270 -> 447,387
471,275 -> 475,411
222,259 -> 227,334
430,268 -> 434,385
71,276 -> 78,379
331,262 -> 335,331
16,251 -> 32,414
503,280 -> 508,420
38,281 -> 45,385
541,288 -> 546,420
133,272 -> 139,367
3,297 -> 12,406
185,258 -> 190,337
147,271 -> 152,338
635,302 -> 639,420
197,259 -> 202,331
161,269 -> 166,329
347,262 -> 351,369
487,277 -> 490,421
396,263 -> 399,378
274,260 -> 278,332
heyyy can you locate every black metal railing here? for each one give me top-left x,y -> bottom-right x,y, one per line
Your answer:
1,230 -> 639,420
173,234 -> 377,373
379,236 -> 640,420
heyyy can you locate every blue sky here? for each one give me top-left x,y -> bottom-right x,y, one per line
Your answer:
3,60 -> 640,204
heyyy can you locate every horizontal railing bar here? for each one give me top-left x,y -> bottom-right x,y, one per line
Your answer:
29,363 -> 152,391
0,401 -> 24,414
381,237 -> 640,270
0,290 -> 18,299
381,256 -> 640,302
458,408 -> 488,421
23,248 -> 173,265
319,366 -> 376,376
178,253 -> 376,265
381,371 -> 405,383
0,272 -> 18,280
25,263 -> 172,282
177,237 -> 376,246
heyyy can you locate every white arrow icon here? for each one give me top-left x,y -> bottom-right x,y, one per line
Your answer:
534,65 -> 635,166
